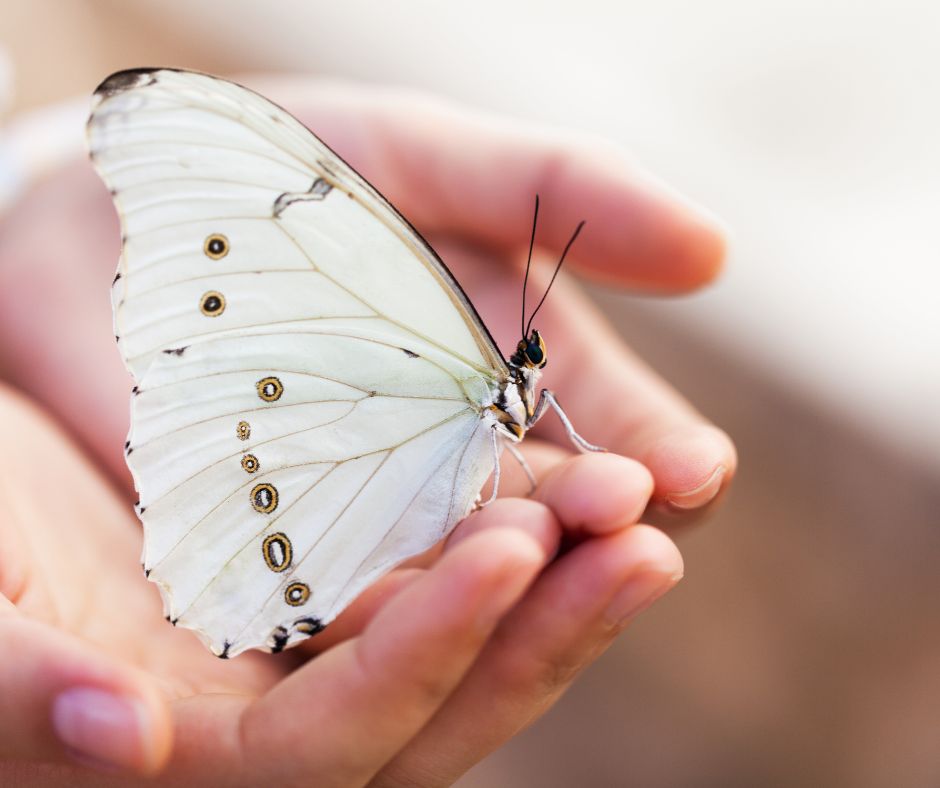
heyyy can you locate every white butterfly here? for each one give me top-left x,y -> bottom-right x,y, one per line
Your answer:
87,69 -> 600,658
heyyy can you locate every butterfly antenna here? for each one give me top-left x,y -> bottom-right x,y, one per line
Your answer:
521,194 -> 540,339
525,219 -> 585,337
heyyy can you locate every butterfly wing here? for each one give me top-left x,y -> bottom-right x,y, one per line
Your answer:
88,69 -> 506,656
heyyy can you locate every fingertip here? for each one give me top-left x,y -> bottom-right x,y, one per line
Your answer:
536,452 -> 654,535
551,148 -> 730,292
603,524 -> 684,626
619,524 -> 684,579
664,202 -> 729,291
51,682 -> 172,776
642,424 -> 737,510
0,617 -> 173,776
622,164 -> 730,292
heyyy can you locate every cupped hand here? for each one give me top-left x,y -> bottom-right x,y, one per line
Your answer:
0,383 -> 679,785
0,76 -> 732,784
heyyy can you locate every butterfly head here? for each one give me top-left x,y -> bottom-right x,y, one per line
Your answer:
517,330 -> 547,369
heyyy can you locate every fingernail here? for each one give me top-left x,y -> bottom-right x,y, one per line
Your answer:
52,688 -> 150,771
665,465 -> 726,511
606,570 -> 682,628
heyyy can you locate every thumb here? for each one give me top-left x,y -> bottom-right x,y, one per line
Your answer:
0,611 -> 172,775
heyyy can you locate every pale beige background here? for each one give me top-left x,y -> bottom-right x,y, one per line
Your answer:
2,2 -> 937,785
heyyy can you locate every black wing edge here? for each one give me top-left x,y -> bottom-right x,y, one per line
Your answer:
89,66 -> 509,375
94,67 -> 162,98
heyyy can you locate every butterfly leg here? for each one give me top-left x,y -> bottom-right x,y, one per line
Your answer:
473,427 -> 503,511
529,390 -> 606,453
503,440 -> 537,494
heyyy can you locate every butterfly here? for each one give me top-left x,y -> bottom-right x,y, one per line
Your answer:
87,68 -> 601,658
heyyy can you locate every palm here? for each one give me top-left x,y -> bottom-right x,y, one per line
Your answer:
10,405 -> 285,697
0,77 -> 734,785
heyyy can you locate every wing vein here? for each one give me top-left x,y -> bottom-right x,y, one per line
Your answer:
128,330 -> 481,404
226,406 -> 476,643
325,418 -> 480,619
142,401 -> 359,510
134,397 -> 362,448
93,138 -> 314,180
271,220 -> 493,377
127,269 -> 320,301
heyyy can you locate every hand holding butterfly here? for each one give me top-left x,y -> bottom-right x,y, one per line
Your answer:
0,78 -> 735,785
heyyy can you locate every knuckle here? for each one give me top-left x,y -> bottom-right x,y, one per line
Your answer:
496,646 -> 586,701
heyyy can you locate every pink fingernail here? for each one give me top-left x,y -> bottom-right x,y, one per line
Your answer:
52,688 -> 149,771
664,465 -> 726,511
606,570 -> 682,628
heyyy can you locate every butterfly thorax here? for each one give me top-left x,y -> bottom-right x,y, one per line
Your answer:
493,328 -> 548,440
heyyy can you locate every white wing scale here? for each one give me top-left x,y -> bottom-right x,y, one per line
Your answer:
88,69 -> 506,656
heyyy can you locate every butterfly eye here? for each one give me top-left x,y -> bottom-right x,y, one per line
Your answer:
524,331 -> 547,368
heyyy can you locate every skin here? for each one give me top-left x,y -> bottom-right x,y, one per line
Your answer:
0,77 -> 736,785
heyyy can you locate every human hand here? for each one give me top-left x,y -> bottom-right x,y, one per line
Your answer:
0,382 -> 680,785
0,77 -> 733,784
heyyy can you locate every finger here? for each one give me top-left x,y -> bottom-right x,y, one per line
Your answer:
468,452 -> 654,546
638,425 -> 737,520
532,451 -> 654,536
0,614 -> 172,775
261,78 -> 726,292
238,524 -> 546,787
374,525 -> 682,787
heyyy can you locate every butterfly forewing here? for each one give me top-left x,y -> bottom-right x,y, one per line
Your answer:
89,69 -> 505,656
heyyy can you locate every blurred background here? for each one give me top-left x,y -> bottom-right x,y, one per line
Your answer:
2,1 -> 937,785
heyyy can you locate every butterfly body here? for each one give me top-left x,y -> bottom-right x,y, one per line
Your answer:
89,68 -> 597,657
